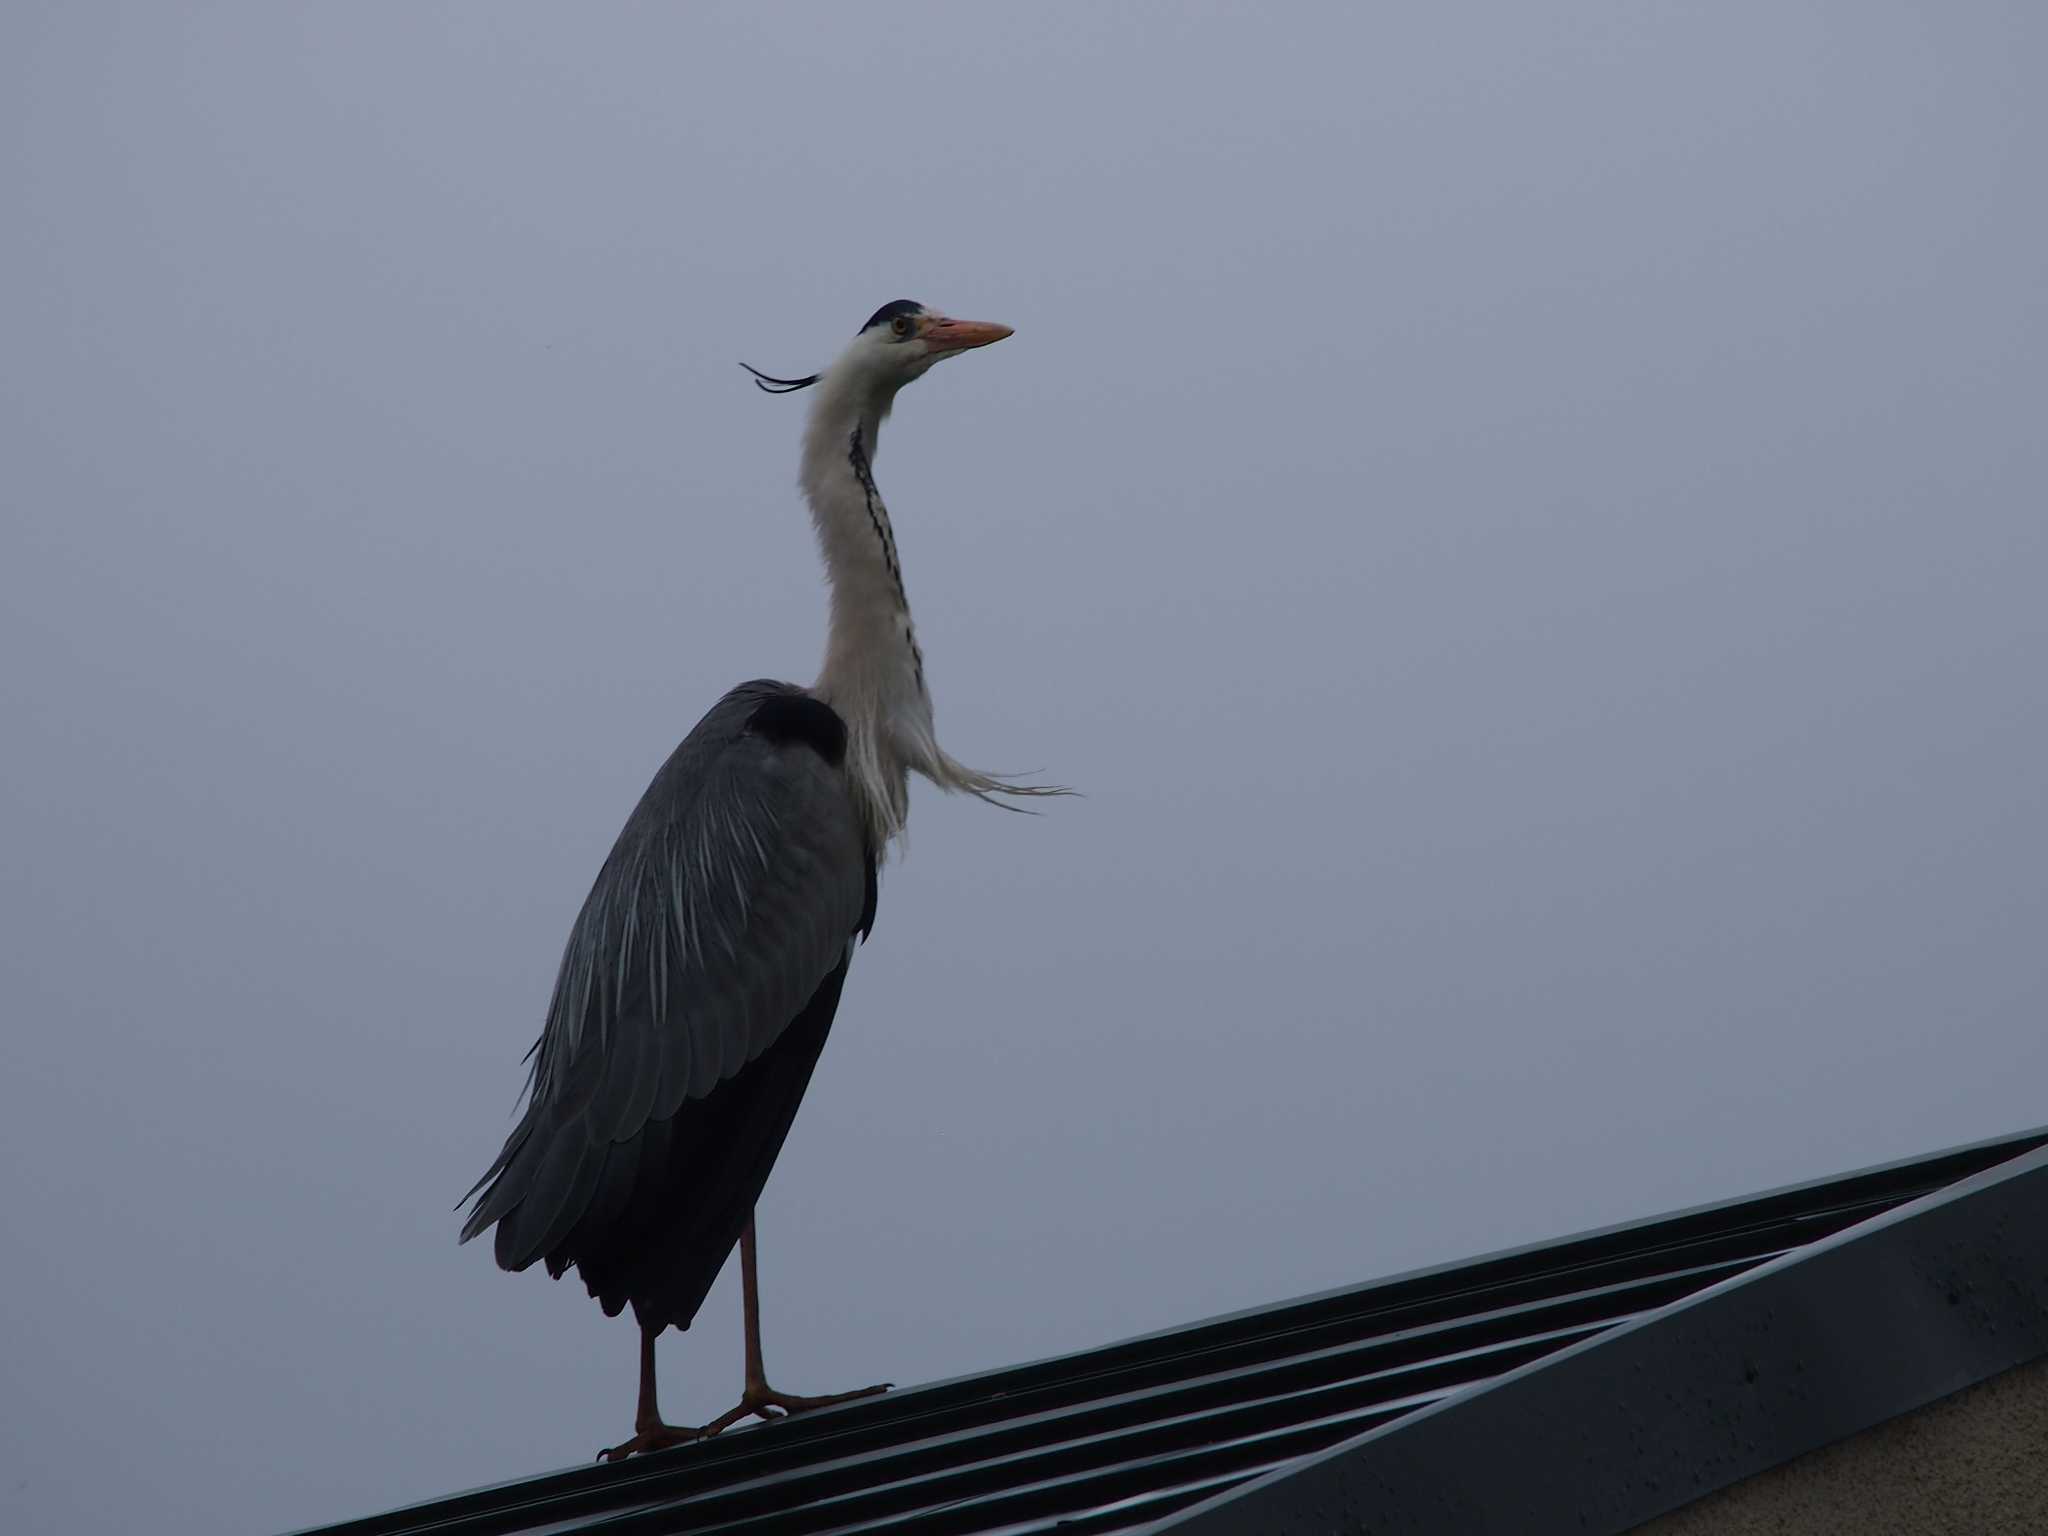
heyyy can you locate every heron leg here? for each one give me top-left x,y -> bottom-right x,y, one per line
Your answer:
695,1213 -> 891,1439
596,1321 -> 699,1462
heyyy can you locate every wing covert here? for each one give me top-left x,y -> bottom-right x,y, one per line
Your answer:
461,681 -> 871,1268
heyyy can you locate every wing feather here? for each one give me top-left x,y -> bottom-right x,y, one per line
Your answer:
461,681 -> 871,1267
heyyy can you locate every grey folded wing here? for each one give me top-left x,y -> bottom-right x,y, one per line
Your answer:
459,681 -> 870,1270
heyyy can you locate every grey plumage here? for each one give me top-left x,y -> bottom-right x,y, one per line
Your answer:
460,679 -> 874,1332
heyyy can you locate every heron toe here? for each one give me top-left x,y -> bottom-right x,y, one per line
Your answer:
597,1421 -> 702,1462
697,1380 -> 892,1439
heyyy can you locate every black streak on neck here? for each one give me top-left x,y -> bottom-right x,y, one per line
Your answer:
848,427 -> 928,691
847,427 -> 904,597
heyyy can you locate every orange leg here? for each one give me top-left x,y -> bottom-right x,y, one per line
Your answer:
695,1214 -> 890,1439
597,1322 -> 698,1462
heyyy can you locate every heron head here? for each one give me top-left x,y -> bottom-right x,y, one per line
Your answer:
741,300 -> 1012,399
849,300 -> 1013,386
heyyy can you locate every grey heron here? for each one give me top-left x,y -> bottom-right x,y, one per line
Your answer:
459,301 -> 1060,1461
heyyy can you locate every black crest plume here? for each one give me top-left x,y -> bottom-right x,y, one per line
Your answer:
739,363 -> 820,395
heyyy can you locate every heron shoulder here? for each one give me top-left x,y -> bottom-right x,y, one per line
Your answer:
620,680 -> 846,835
516,678 -> 872,1127
742,689 -> 848,768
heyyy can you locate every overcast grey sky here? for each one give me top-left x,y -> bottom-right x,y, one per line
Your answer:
3,5 -> 2044,1533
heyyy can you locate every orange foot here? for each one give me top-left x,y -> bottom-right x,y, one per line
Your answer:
597,1420 -> 699,1462
698,1379 -> 892,1439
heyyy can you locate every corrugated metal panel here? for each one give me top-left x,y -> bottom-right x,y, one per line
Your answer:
299,1126 -> 2047,1536
1154,1137 -> 2048,1535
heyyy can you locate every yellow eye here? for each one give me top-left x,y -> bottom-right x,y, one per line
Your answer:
890,315 -> 912,338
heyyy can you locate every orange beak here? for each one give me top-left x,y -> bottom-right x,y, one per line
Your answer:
921,314 -> 1014,354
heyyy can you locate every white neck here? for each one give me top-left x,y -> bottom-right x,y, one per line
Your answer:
802,369 -> 934,851
794,349 -> 1065,853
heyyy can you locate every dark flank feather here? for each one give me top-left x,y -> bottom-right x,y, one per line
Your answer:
460,679 -> 874,1333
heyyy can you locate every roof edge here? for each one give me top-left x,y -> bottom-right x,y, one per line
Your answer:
1147,1139 -> 2048,1535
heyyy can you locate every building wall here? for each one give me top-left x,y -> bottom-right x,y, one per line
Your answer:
1633,1356 -> 2048,1535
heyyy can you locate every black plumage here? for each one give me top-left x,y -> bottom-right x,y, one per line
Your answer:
860,299 -> 925,332
560,956 -> 850,1328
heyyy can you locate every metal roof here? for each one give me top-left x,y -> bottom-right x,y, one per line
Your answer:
302,1125 -> 2048,1536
